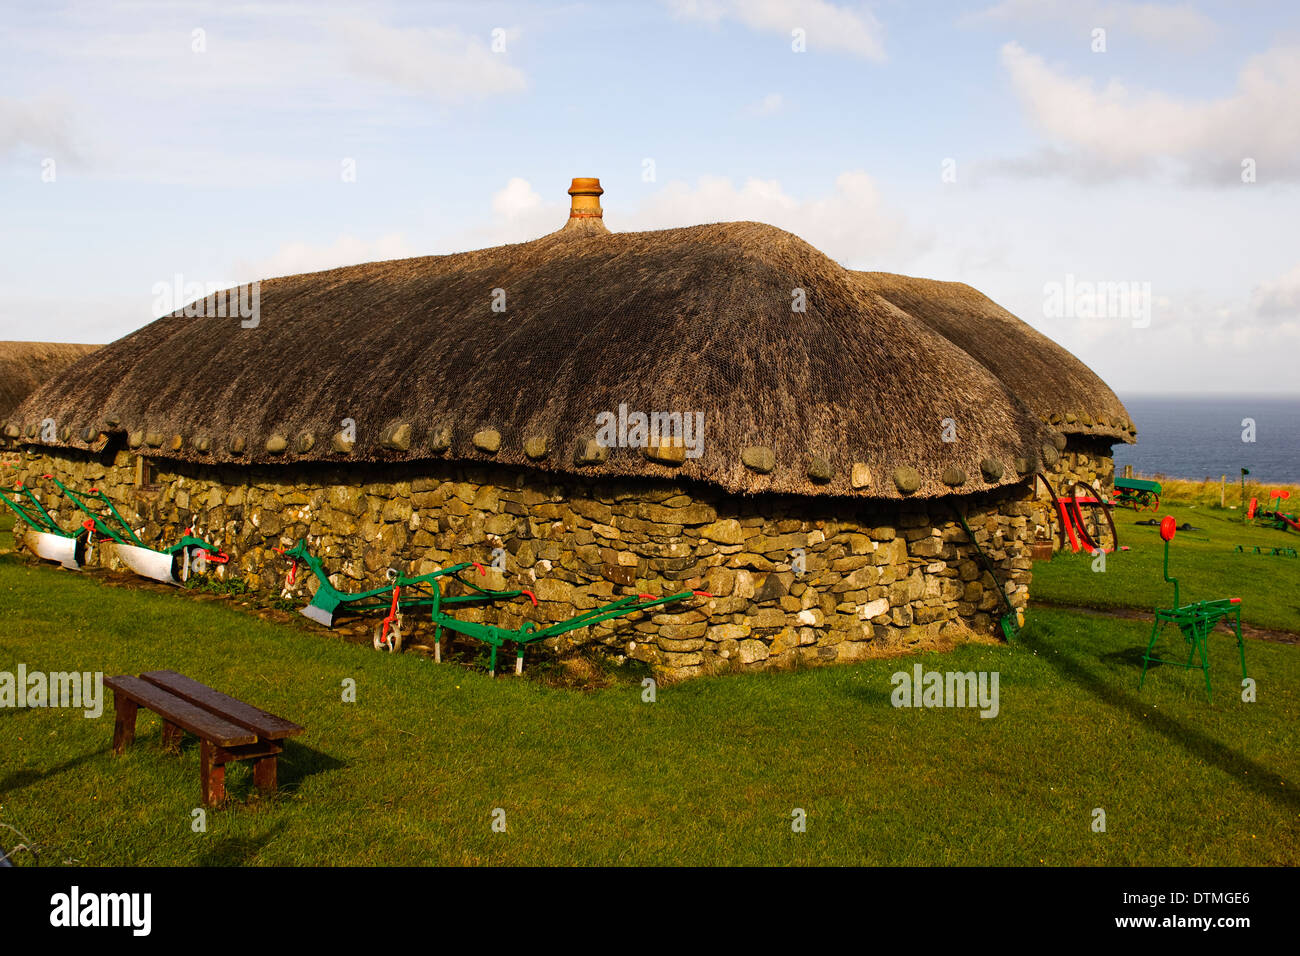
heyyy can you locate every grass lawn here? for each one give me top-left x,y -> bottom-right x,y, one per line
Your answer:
2,536 -> 1297,865
1032,502 -> 1300,633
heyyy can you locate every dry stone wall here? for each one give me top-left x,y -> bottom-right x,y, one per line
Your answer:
11,447 -> 1039,678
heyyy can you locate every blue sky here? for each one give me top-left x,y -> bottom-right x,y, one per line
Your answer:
2,0 -> 1298,393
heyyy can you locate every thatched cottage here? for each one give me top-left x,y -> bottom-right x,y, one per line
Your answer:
0,341 -> 99,424
4,178 -> 1133,676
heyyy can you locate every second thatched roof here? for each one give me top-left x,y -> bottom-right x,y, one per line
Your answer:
857,273 -> 1134,443
0,341 -> 99,421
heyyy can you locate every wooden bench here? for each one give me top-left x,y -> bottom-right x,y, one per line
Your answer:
104,670 -> 304,806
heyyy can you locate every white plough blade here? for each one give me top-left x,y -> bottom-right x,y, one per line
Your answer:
25,531 -> 84,570
114,543 -> 180,584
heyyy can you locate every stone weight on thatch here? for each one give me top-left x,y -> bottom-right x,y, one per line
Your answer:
145,432 -> 163,448
1040,443 -> 1060,467
524,436 -> 549,460
645,440 -> 686,465
429,426 -> 452,453
229,436 -> 246,455
473,429 -> 501,454
169,434 -> 184,452
1050,433 -> 1066,451
980,457 -> 1004,481
850,462 -> 871,489
331,431 -> 354,454
573,438 -> 608,465
893,466 -> 921,494
266,434 -> 288,454
807,456 -> 835,483
381,422 -> 412,452
742,446 -> 775,474
128,430 -> 144,449
195,436 -> 212,454
297,432 -> 315,454
2,423 -> 19,439
81,427 -> 97,443
941,465 -> 967,487
1014,456 -> 1036,475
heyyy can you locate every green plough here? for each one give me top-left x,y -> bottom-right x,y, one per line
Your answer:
0,475 -> 94,569
279,539 -> 709,675
0,471 -> 226,584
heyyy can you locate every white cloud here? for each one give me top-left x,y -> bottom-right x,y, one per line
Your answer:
1251,262 -> 1300,322
0,95 -> 83,161
331,19 -> 526,103
491,177 -> 544,218
667,0 -> 886,60
973,0 -> 1216,49
745,92 -> 785,115
458,171 -> 922,268
997,42 -> 1300,181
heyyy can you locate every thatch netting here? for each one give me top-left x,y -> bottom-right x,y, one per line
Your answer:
0,342 -> 99,420
857,273 -> 1134,443
12,221 -> 1076,499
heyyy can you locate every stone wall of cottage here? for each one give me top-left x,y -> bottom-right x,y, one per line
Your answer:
8,447 -> 1040,678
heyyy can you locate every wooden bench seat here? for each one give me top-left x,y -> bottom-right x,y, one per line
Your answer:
104,672 -> 304,806
140,670 -> 303,740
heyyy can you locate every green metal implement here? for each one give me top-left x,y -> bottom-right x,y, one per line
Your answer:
45,474 -> 228,583
0,479 -> 67,536
40,474 -> 145,546
0,476 -> 98,568
2,473 -> 226,582
1139,516 -> 1246,699
280,539 -> 707,674
1113,477 -> 1161,511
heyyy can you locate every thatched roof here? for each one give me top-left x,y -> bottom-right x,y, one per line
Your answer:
0,341 -> 99,420
10,182 -> 1093,500
857,273 -> 1134,443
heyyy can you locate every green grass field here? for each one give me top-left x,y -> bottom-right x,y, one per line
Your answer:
1033,502 -> 1300,632
2,489 -> 1298,866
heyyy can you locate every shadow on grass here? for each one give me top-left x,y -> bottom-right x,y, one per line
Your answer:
194,824 -> 286,866
275,742 -> 345,793
0,745 -> 112,794
1017,628 -> 1299,812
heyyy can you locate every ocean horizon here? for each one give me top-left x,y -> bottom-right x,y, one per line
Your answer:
1112,394 -> 1300,485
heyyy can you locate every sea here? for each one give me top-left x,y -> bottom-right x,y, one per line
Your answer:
1112,395 -> 1300,485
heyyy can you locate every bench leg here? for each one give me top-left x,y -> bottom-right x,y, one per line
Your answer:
200,739 -> 226,806
253,755 -> 278,795
111,695 -> 138,755
161,721 -> 183,754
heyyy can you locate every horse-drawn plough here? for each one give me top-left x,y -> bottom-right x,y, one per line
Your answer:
279,539 -> 710,674
0,473 -> 226,583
